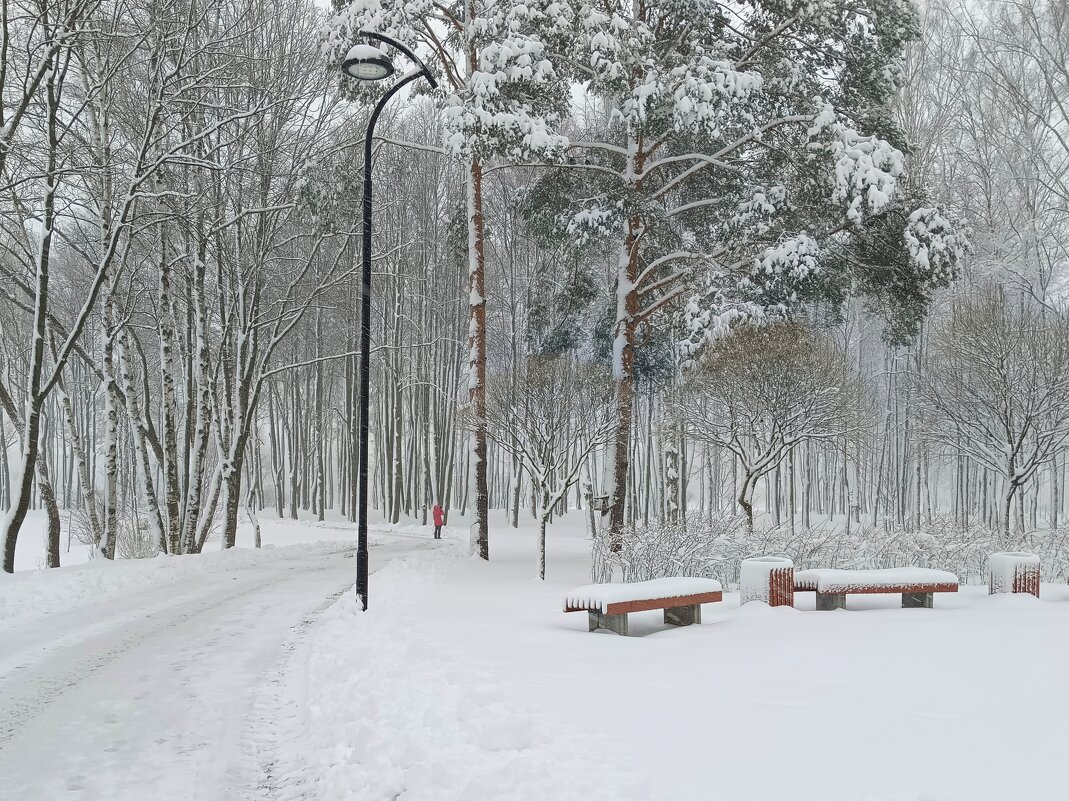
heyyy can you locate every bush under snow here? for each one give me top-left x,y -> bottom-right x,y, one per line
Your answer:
592,514 -> 1069,588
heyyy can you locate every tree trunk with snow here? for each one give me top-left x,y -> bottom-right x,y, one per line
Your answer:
56,380 -> 101,548
537,489 -> 549,581
0,55 -> 57,573
608,214 -> 643,549
468,155 -> 490,561
37,454 -> 62,569
117,329 -> 167,554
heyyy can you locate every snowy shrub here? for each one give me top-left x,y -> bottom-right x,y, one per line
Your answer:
593,514 -> 1069,587
591,514 -> 747,584
117,519 -> 160,560
69,506 -> 164,560
69,507 -> 99,549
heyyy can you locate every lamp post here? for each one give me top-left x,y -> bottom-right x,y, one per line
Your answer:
342,33 -> 437,611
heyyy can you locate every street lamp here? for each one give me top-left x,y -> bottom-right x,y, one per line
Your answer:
342,32 -> 437,612
342,43 -> 396,81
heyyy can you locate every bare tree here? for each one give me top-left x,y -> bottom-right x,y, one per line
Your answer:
482,355 -> 613,579
955,0 -> 1069,306
920,287 -> 1069,539
677,323 -> 856,534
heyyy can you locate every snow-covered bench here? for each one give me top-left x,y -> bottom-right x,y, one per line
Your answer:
794,568 -> 959,610
564,578 -> 723,636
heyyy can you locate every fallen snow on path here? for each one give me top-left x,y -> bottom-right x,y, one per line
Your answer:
0,514 -> 425,630
0,520 -> 453,801
0,543 -> 377,800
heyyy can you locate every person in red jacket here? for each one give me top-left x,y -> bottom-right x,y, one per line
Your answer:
432,503 -> 445,540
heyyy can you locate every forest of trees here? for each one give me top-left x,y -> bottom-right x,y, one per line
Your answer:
2,0 -> 1067,576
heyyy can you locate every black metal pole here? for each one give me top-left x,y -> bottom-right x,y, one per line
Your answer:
355,46 -> 436,611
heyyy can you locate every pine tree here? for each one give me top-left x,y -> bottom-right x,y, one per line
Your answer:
524,0 -> 965,545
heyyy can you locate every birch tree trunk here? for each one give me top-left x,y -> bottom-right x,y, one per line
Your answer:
0,54 -> 58,573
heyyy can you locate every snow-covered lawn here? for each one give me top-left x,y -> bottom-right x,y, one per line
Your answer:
296,512 -> 1069,801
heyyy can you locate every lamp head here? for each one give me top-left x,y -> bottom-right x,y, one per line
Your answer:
342,43 -> 395,81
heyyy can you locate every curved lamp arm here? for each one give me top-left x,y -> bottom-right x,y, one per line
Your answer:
361,30 -> 438,91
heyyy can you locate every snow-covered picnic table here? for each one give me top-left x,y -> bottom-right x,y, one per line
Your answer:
793,568 -> 959,610
564,578 -> 723,636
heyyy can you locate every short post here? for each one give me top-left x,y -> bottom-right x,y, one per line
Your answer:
740,556 -> 795,607
664,604 -> 701,626
588,610 -> 629,636
988,552 -> 1041,597
815,592 -> 846,611
902,592 -> 933,609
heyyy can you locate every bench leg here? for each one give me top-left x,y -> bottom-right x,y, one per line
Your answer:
588,611 -> 629,635
816,592 -> 846,611
664,604 -> 701,627
902,592 -> 933,609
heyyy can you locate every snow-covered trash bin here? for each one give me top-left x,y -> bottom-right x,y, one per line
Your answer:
740,556 -> 794,607
988,552 -> 1040,597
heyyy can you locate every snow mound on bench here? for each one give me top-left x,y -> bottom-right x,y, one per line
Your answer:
794,567 -> 958,592
564,577 -> 723,613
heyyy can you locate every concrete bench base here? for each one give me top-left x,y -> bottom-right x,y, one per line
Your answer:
588,611 -> 629,635
902,591 -> 934,608
664,603 -> 701,627
587,602 -> 702,634
815,589 -> 938,610
815,592 -> 846,611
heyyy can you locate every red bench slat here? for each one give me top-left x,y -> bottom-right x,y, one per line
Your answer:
793,583 -> 958,595
565,591 -> 723,615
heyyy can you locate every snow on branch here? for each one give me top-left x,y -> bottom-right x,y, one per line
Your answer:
808,103 -> 906,226
904,206 -> 966,280
753,233 -> 821,285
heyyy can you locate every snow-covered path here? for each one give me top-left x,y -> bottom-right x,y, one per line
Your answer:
0,539 -> 429,801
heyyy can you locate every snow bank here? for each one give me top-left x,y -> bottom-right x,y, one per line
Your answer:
268,544 -> 652,801
989,551 -> 1041,595
0,541 -> 353,633
794,567 -> 958,592
563,577 -> 723,612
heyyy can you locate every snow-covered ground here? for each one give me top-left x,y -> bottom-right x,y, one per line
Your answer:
3,511 -> 1068,800
258,544 -> 651,801
305,512 -> 1069,801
